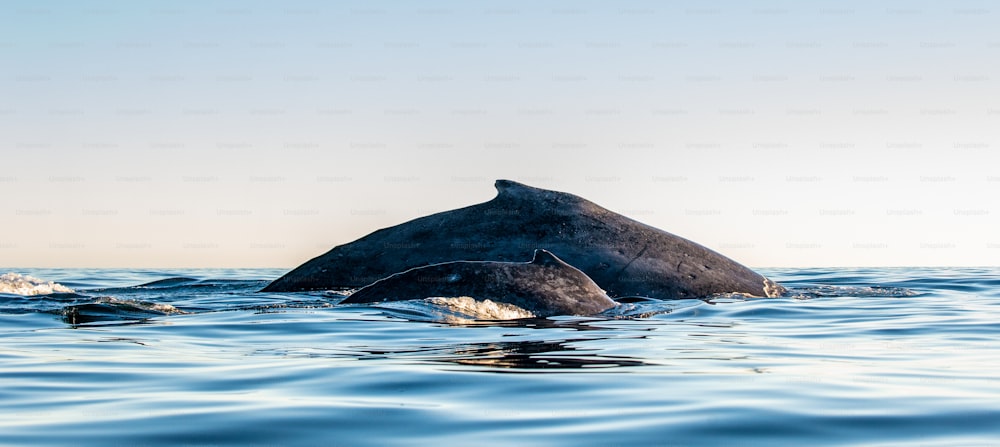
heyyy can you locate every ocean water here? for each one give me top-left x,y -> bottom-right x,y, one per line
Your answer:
1,267 -> 999,446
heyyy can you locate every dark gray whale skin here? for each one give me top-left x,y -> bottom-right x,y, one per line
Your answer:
342,249 -> 617,317
262,180 -> 785,299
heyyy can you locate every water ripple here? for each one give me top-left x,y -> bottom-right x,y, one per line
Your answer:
2,267 -> 1000,445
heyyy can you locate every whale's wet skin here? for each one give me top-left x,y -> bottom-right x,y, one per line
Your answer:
3,267 -> 1000,446
343,250 -> 618,317
264,180 -> 785,299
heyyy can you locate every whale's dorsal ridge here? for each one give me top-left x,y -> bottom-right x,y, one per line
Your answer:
494,179 -> 535,198
493,179 -> 586,206
494,179 -> 524,190
530,249 -> 565,267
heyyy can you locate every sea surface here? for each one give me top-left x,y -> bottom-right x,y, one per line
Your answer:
1,267 -> 998,446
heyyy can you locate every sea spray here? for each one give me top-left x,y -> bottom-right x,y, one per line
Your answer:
0,272 -> 74,295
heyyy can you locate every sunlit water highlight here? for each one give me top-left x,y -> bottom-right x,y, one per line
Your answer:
1,267 -> 998,446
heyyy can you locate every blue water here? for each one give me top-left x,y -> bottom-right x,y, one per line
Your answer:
2,267 -> 999,446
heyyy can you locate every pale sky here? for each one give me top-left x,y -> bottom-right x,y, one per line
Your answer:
2,0 -> 998,268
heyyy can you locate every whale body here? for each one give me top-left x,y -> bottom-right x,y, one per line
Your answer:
342,249 -> 617,317
263,179 -> 784,299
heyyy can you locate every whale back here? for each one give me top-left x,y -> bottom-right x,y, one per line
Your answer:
263,180 -> 784,299
342,249 -> 617,316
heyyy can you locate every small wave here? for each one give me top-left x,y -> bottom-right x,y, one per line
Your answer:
425,297 -> 537,321
351,296 -> 689,324
363,296 -> 537,323
137,277 -> 200,288
0,272 -> 74,295
790,285 -> 920,299
96,296 -> 183,314
62,296 -> 186,325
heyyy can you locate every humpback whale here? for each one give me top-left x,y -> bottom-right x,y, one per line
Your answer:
343,249 -> 617,317
263,179 -> 784,299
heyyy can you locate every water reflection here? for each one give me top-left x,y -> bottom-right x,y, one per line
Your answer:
435,316 -> 642,331
433,339 -> 648,370
256,336 -> 650,371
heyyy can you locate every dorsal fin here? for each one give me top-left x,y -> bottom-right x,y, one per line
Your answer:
493,179 -> 591,209
494,179 -> 531,196
530,249 -> 565,267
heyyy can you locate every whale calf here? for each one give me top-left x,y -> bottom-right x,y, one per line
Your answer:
342,249 -> 617,317
263,179 -> 784,299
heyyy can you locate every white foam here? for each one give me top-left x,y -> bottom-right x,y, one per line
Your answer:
763,278 -> 784,298
425,296 -> 536,321
0,273 -> 74,295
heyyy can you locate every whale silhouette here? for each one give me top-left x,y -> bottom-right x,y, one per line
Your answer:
263,180 -> 784,299
342,249 -> 617,317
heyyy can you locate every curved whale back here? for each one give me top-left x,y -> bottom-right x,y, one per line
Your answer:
343,249 -> 617,316
263,180 -> 784,299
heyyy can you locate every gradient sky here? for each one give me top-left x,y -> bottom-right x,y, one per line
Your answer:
2,0 -> 997,268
